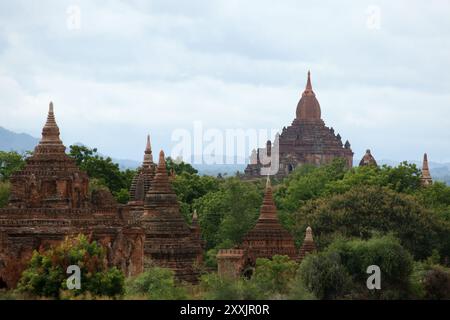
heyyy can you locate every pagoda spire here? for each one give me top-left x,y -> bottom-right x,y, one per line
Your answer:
258,176 -> 277,220
421,153 -> 433,186
143,134 -> 153,166
299,226 -> 317,261
148,150 -> 172,194
40,102 -> 62,144
306,70 -> 312,91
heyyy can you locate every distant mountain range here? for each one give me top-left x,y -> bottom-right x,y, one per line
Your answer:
1,126 -> 449,183
0,127 -> 39,153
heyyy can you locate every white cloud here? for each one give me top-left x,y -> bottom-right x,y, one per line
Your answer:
0,0 -> 449,162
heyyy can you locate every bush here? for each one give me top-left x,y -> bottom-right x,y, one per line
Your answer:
297,251 -> 353,300
423,266 -> 450,299
252,255 -> 298,297
17,235 -> 125,299
199,273 -> 262,300
295,185 -> 446,260
295,236 -> 415,300
125,267 -> 188,300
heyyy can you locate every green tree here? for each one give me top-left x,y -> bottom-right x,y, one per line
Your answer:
194,178 -> 263,249
295,235 -> 415,299
125,267 -> 188,300
296,251 -> 353,300
0,151 -> 27,181
295,185 -> 447,259
166,157 -> 198,175
275,158 -> 347,213
252,255 -> 298,297
17,234 -> 125,299
68,145 -> 136,204
172,172 -> 220,221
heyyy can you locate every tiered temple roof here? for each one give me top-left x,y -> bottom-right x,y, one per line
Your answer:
0,103 -> 144,288
8,102 -> 90,209
128,135 -> 156,210
240,177 -> 297,262
141,150 -> 203,282
244,71 -> 353,178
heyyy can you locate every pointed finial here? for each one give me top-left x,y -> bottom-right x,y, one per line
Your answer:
266,175 -> 271,189
146,135 -> 151,152
193,209 -> 198,220
49,101 -> 54,113
306,70 -> 312,90
305,226 -> 313,242
159,150 -> 165,164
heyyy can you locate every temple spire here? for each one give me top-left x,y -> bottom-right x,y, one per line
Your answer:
36,101 -> 64,153
421,153 -> 433,186
299,226 -> 316,261
143,134 -> 153,166
306,70 -> 312,91
258,175 -> 277,220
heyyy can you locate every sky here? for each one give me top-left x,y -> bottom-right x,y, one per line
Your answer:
0,0 -> 449,164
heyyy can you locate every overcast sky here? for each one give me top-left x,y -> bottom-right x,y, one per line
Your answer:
0,0 -> 449,164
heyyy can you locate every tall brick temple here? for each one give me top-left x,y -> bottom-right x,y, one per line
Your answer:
244,71 -> 353,178
0,103 -> 144,288
217,178 -> 315,278
139,150 -> 204,282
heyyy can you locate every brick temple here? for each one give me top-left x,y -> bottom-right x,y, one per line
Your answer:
217,178 -> 315,278
244,71 -> 353,178
0,103 -> 203,288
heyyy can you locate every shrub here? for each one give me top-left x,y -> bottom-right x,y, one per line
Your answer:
17,235 -> 125,299
125,267 -> 188,300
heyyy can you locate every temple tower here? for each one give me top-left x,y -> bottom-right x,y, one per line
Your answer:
239,177 -> 297,264
359,149 -> 378,167
140,150 -> 203,282
298,226 -> 317,261
244,71 -> 353,178
421,153 -> 433,186
8,102 -> 90,209
128,135 -> 156,211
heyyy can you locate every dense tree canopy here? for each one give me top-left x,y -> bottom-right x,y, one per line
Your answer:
0,151 -> 27,181
69,145 -> 135,204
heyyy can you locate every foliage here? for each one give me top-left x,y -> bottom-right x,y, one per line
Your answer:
294,185 -> 447,260
193,177 -> 263,249
252,255 -> 298,297
0,151 -> 27,181
324,162 -> 422,195
0,181 -> 10,208
172,172 -> 220,222
199,273 -> 262,300
17,234 -> 125,299
125,267 -> 188,300
422,265 -> 450,299
296,236 -> 415,299
275,158 -> 347,213
296,251 -> 353,300
68,145 -> 135,203
166,157 -> 198,175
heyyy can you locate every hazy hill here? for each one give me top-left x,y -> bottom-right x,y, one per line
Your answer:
1,127 -> 449,182
0,126 -> 39,153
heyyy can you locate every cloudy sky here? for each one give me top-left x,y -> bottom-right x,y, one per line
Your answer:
0,0 -> 449,164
